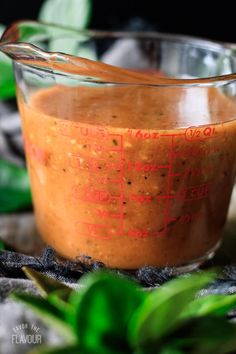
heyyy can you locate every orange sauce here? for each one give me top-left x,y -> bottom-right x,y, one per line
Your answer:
18,84 -> 236,268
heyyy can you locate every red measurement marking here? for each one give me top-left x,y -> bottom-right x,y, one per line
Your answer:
129,194 -> 154,203
68,155 -> 105,171
96,209 -> 122,219
81,222 -> 112,239
82,143 -> 122,153
159,133 -> 185,137
68,155 -> 122,172
185,125 -> 218,142
182,167 -> 214,178
127,161 -> 170,172
178,182 -> 211,201
128,227 -> 166,238
127,129 -> 159,139
173,145 -> 221,158
85,187 -> 121,204
56,121 -> 108,139
106,161 -> 123,172
71,186 -> 121,204
79,221 -> 123,239
163,135 -> 174,230
119,134 -> 125,237
168,211 -> 203,225
179,213 -> 201,224
83,143 -> 105,153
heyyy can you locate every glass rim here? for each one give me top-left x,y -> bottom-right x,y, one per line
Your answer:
1,20 -> 236,87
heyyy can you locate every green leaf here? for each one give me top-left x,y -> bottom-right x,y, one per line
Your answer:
0,159 -> 32,212
0,239 -> 5,250
68,271 -> 146,354
29,344 -> 84,354
0,58 -> 16,99
0,25 -> 16,99
23,267 -> 74,323
163,316 -> 236,354
11,292 -> 76,343
159,348 -> 185,354
39,0 -> 92,29
38,0 -> 94,57
23,266 -> 71,298
47,290 -> 74,316
129,271 -> 216,349
180,293 -> 236,319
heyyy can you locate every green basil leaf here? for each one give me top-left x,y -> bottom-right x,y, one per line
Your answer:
180,293 -> 236,319
163,316 -> 236,354
38,0 -> 95,58
11,292 -> 76,343
0,159 -> 32,212
129,271 -> 216,348
0,25 -> 16,99
39,0 -> 92,30
68,271 -> 146,354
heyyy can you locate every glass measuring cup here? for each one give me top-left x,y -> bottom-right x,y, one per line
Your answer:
1,21 -> 236,271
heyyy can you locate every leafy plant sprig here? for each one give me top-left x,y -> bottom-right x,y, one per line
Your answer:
12,268 -> 236,354
0,159 -> 32,212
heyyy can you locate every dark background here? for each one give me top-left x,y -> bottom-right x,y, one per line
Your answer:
0,0 -> 234,43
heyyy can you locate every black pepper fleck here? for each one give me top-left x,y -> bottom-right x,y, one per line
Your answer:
113,139 -> 118,146
127,181 -> 132,185
144,176 -> 148,180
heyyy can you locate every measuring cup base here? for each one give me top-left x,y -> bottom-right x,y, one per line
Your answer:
46,238 -> 221,275
172,240 -> 222,275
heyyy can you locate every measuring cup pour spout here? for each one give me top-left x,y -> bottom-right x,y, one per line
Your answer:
0,21 -> 166,86
1,20 -> 236,86
0,20 -> 157,85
